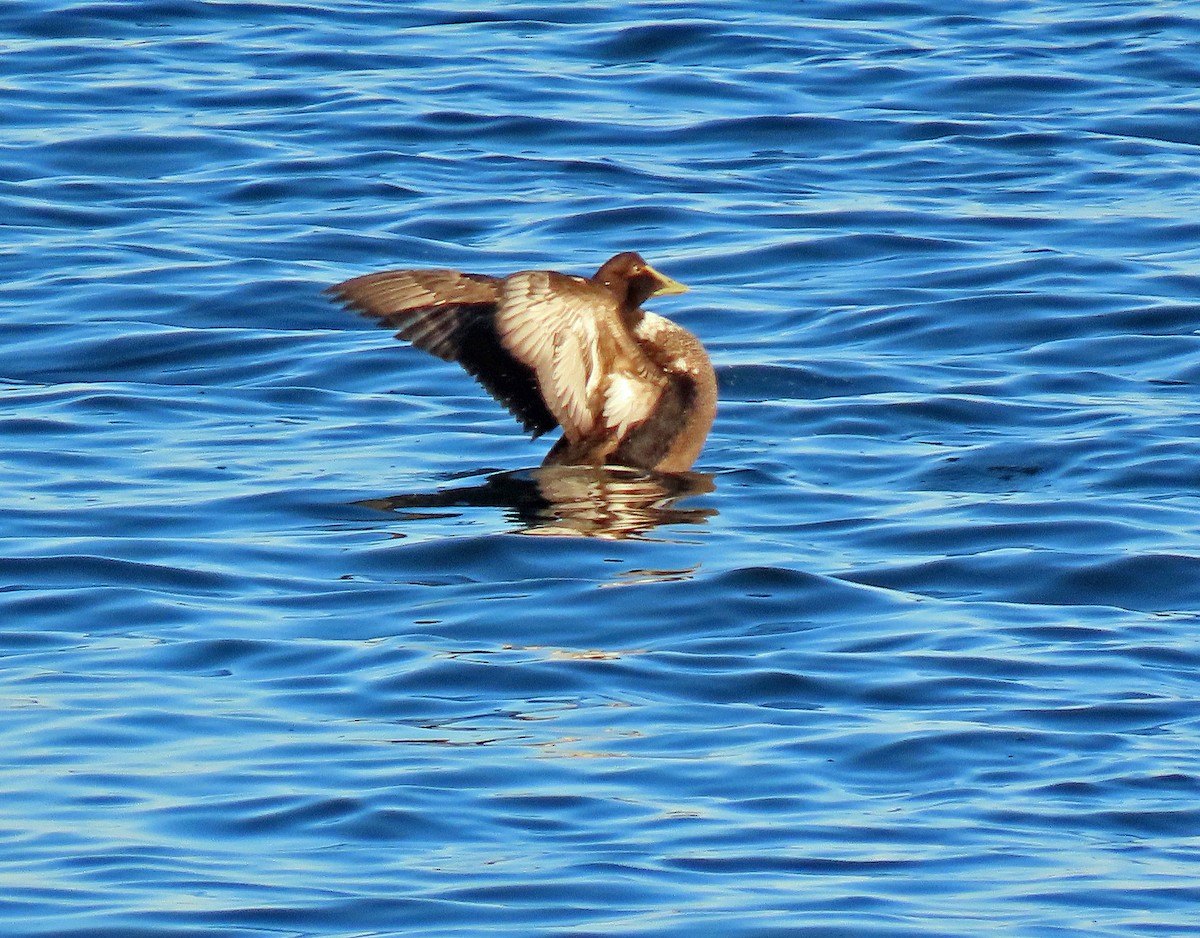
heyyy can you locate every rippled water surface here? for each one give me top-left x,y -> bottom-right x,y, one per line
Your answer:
5,2 -> 1200,936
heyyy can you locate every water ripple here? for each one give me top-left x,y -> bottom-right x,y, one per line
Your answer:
5,2 -> 1200,937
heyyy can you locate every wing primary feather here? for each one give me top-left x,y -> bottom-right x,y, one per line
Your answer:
327,271 -> 558,437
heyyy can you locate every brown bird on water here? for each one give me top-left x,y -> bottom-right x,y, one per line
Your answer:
326,252 -> 716,473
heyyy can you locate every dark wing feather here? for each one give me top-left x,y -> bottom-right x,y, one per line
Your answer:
326,269 -> 558,437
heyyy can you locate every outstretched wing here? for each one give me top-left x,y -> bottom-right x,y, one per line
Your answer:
326,269 -> 558,437
495,270 -> 667,447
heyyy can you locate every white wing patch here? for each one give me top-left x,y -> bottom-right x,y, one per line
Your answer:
604,372 -> 659,440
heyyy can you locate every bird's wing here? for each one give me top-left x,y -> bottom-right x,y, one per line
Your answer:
326,269 -> 498,360
326,269 -> 558,436
495,271 -> 667,444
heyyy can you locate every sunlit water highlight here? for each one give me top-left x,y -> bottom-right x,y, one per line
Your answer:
4,2 -> 1200,936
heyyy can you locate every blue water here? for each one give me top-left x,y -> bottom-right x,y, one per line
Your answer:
4,1 -> 1200,935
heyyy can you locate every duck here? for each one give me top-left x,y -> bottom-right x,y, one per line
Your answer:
326,252 -> 716,473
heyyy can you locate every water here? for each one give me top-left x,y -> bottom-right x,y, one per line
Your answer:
4,1 -> 1200,935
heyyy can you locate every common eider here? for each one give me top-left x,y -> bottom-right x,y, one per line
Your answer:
327,252 -> 716,473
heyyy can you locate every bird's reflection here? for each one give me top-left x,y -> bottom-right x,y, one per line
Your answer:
357,465 -> 717,539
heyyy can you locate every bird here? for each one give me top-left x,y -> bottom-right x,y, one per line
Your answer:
326,252 -> 716,473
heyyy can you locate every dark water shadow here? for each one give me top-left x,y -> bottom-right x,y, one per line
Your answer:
356,466 -> 717,540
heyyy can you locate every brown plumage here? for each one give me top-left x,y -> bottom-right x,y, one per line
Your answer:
326,252 -> 716,472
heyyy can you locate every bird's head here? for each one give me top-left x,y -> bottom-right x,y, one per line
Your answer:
594,252 -> 688,310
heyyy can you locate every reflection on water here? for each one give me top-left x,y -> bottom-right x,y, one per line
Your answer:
357,465 -> 717,539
